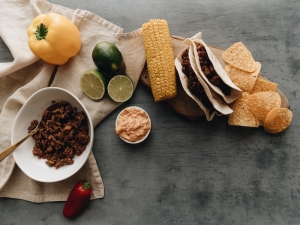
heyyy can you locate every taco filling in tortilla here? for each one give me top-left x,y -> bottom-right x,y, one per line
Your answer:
196,43 -> 231,96
181,48 -> 214,112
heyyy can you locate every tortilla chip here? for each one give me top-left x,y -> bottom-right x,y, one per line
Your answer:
228,92 -> 260,127
264,108 -> 293,134
248,91 -> 281,123
222,42 -> 257,72
251,78 -> 278,94
225,62 -> 261,93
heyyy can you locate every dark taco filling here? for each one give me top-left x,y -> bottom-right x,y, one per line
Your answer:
181,49 -> 214,112
196,44 -> 231,96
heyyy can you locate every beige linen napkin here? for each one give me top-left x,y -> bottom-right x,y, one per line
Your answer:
0,0 -> 146,202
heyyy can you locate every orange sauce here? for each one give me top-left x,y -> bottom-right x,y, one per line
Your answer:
116,107 -> 151,142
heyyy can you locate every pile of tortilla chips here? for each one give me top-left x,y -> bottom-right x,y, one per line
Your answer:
223,42 -> 293,134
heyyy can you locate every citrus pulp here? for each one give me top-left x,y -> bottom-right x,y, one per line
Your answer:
80,70 -> 107,100
107,75 -> 133,102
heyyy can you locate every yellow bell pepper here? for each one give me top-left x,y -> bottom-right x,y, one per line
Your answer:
27,13 -> 81,65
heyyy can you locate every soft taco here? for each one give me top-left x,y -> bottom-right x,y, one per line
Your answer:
187,32 -> 242,104
175,44 -> 233,121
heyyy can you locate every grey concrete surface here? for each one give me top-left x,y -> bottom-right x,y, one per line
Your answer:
1,0 -> 300,224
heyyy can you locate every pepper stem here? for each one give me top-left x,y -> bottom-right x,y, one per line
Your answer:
82,180 -> 91,189
35,23 -> 48,40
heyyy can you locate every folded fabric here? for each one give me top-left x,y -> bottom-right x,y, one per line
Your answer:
0,0 -> 146,202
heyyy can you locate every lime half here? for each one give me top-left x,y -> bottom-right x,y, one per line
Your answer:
80,70 -> 107,100
107,75 -> 134,102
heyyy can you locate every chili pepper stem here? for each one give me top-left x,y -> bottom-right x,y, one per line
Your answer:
82,180 -> 91,189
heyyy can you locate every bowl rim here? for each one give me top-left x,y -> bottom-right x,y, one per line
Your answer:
115,106 -> 151,144
11,87 -> 94,183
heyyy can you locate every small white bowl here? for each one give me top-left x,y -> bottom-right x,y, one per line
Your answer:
11,87 -> 94,183
115,106 -> 151,144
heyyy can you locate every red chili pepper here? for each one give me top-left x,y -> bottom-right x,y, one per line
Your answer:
63,180 -> 92,219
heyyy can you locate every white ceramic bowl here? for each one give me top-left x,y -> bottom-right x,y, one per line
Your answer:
115,106 -> 151,144
11,87 -> 94,183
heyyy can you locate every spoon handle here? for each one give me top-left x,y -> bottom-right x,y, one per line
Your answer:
0,128 -> 39,162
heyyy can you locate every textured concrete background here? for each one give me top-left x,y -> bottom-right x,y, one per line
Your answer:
1,0 -> 300,224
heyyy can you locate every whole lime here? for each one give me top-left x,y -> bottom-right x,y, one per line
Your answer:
92,41 -> 123,77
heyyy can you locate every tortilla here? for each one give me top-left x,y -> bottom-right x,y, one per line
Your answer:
224,62 -> 261,93
222,42 -> 257,73
187,34 -> 242,104
248,91 -> 281,124
228,92 -> 260,127
264,108 -> 293,134
175,45 -> 216,121
175,41 -> 237,121
251,78 -> 278,94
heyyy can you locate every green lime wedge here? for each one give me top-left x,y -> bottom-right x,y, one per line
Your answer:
107,75 -> 134,102
80,70 -> 107,100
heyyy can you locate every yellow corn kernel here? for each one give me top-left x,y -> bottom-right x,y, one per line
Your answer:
142,19 -> 177,102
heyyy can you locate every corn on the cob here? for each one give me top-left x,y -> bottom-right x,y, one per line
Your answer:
142,19 -> 177,102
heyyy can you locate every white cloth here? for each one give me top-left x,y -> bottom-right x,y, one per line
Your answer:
0,0 -> 146,202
